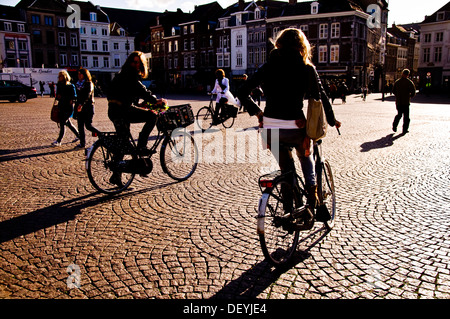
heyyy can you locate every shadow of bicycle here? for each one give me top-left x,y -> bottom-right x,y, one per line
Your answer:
211,224 -> 331,299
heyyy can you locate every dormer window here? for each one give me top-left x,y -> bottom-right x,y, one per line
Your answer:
90,12 -> 97,22
437,12 -> 445,21
172,27 -> 176,36
311,2 -> 319,14
255,8 -> 261,20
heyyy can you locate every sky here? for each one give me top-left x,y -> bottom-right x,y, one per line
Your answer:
2,0 -> 449,25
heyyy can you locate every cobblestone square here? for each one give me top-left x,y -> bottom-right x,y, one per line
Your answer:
0,92 -> 449,299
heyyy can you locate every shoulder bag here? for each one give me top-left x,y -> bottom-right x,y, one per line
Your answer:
50,99 -> 60,123
306,68 -> 327,141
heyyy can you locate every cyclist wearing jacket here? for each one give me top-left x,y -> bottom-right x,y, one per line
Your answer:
107,51 -> 159,155
237,28 -> 341,222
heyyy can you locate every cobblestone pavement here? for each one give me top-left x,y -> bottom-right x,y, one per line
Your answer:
0,92 -> 449,300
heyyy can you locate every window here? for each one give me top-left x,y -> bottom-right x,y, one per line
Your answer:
191,55 -> 195,68
331,23 -> 340,38
330,45 -> 339,63
435,32 -> 443,42
319,24 -> 328,39
434,47 -> 442,62
102,28 -> 108,36
59,53 -> 67,66
102,41 -> 108,51
248,48 -> 254,64
58,32 -> 66,46
6,40 -> 14,50
44,16 -> 53,26
32,15 -> 40,25
237,34 -> 243,47
80,39 -> 87,50
18,41 -> 27,51
92,40 -> 98,51
47,31 -> 55,44
183,26 -> 188,35
70,34 -> 77,47
424,34 -> 431,43
300,25 -> 308,37
423,48 -> 430,63
92,57 -> 99,68
237,52 -> 243,66
114,43 -> 119,50
17,24 -> 25,32
174,40 -> 178,52
103,57 -> 109,68
90,12 -> 97,22
190,38 -> 195,50
57,18 -> 65,28
91,27 -> 97,35
255,9 -> 261,20
168,41 -> 172,53
437,12 -> 445,21
81,56 -> 88,67
190,24 -> 195,33
114,55 -> 120,67
72,54 -> 79,66
32,30 -> 42,43
80,27 -> 86,34
319,45 -> 328,63
4,22 -> 12,31
311,2 -> 319,14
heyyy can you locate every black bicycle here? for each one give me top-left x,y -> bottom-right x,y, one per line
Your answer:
257,139 -> 336,266
86,104 -> 198,194
195,93 -> 238,132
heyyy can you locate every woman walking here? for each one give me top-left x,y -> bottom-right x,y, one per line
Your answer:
75,68 -> 101,148
52,70 -> 79,146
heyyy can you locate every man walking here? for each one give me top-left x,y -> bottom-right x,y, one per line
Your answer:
392,69 -> 416,134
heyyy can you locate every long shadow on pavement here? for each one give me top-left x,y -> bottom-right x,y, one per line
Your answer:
360,133 -> 404,152
0,181 -> 177,244
211,226 -> 330,299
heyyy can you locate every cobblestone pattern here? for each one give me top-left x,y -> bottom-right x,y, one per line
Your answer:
0,93 -> 449,299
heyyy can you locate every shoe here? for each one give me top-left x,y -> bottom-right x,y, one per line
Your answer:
402,130 -> 409,135
307,185 -> 319,209
315,204 -> 331,222
109,174 -> 123,187
392,126 -> 397,132
291,207 -> 314,231
51,140 -> 61,147
72,137 -> 79,143
75,143 -> 85,148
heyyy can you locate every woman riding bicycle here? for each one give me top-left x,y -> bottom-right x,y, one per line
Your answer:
211,69 -> 237,125
237,28 -> 341,219
107,51 -> 165,185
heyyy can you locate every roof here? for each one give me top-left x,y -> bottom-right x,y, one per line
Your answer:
422,1 -> 450,23
0,5 -> 26,21
101,6 -> 160,35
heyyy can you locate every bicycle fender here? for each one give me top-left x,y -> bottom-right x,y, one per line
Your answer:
257,193 -> 269,235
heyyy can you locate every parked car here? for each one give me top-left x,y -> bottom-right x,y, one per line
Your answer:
0,80 -> 37,102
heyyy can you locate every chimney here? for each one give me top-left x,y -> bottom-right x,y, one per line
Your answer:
239,0 -> 245,10
289,0 -> 298,5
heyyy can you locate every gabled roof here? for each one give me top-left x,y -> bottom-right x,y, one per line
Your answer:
15,0 -> 68,12
422,1 -> 450,23
68,1 -> 109,23
101,6 -> 160,35
0,4 -> 26,21
280,0 -> 364,17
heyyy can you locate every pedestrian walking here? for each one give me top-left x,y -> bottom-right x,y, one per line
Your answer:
51,70 -> 79,146
74,68 -> 101,148
392,69 -> 416,135
39,81 -> 45,97
49,81 -> 55,98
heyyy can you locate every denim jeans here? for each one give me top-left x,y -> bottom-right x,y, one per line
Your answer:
261,128 -> 316,187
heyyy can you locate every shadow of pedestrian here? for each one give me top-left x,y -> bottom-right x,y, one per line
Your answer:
360,133 -> 404,152
210,226 -> 330,299
0,181 -> 177,244
0,145 -> 80,162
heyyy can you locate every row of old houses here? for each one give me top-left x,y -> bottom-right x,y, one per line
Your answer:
1,0 -> 449,94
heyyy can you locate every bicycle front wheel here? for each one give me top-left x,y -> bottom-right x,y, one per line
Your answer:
318,160 -> 336,230
196,106 -> 213,132
160,130 -> 198,181
86,142 -> 135,194
258,178 -> 299,266
221,114 -> 235,129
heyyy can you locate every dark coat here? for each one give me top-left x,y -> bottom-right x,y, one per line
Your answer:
237,49 -> 336,126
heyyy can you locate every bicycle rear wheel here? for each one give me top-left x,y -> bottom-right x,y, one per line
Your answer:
160,130 -> 198,181
318,160 -> 336,230
86,142 -> 135,194
196,106 -> 213,132
258,178 -> 299,266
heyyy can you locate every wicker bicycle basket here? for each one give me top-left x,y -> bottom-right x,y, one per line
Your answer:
157,104 -> 194,132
